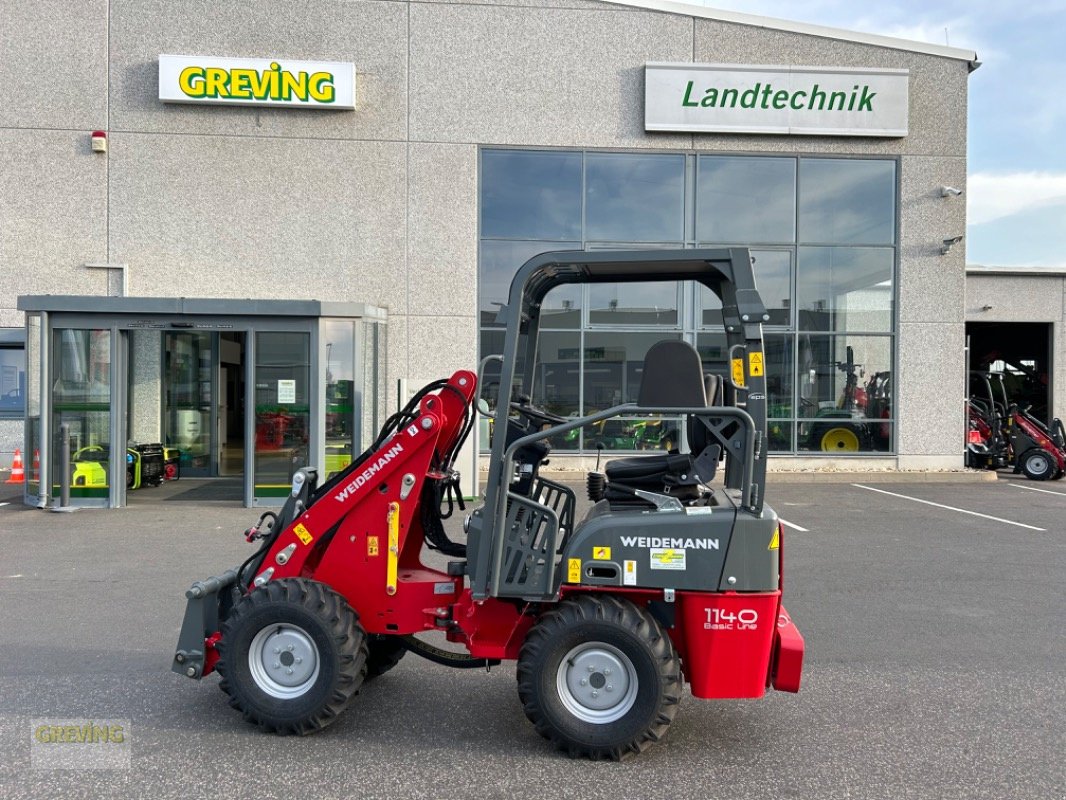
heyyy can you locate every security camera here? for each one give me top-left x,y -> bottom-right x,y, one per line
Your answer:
940,186 -> 964,197
940,235 -> 964,255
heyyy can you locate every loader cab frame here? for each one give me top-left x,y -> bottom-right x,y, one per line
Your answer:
470,248 -> 771,600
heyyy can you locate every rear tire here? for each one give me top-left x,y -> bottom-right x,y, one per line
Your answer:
516,595 -> 682,760
217,578 -> 368,734
363,635 -> 407,681
1021,448 -> 1056,481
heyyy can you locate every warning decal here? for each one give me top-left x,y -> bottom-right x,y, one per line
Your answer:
593,546 -> 612,561
567,558 -> 582,583
293,523 -> 313,546
623,560 -> 637,586
731,358 -> 745,387
650,548 -> 686,570
748,351 -> 764,377
367,535 -> 380,556
768,529 -> 780,550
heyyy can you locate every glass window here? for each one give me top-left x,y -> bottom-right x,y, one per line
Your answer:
700,249 -> 792,327
696,156 -> 796,244
797,247 -> 894,332
797,334 -> 893,453
581,330 -> 684,453
532,330 -> 581,451
254,332 -> 310,499
589,282 -> 679,326
0,341 -> 25,418
799,159 -> 896,245
322,320 -> 355,479
162,332 -> 213,476
480,150 -> 582,240
53,329 -> 111,499
479,240 -> 581,328
585,153 -> 685,242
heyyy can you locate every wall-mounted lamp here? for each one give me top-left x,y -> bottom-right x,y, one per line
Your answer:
940,186 -> 963,197
941,235 -> 964,255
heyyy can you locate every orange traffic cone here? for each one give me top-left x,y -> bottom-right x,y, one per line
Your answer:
32,449 -> 40,482
5,448 -> 25,484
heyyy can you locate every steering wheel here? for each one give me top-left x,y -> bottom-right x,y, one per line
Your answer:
509,401 -> 567,427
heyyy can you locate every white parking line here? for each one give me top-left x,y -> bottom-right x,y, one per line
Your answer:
779,518 -> 809,532
1008,483 -> 1066,497
851,484 -> 1047,531
0,502 -> 8,507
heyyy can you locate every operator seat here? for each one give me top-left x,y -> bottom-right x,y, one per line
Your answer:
598,341 -> 720,502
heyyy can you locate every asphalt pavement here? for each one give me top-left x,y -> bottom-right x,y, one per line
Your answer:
0,473 -> 1062,800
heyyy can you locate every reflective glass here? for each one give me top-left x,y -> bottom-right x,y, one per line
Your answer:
797,334 -> 893,453
581,331 -> 683,452
797,247 -> 894,332
532,330 -> 581,451
479,240 -> 581,328
585,153 -> 685,242
799,159 -> 896,244
589,282 -> 679,326
322,320 -> 355,479
701,249 -> 791,327
480,150 -> 582,240
254,332 -> 310,499
52,329 -> 111,499
696,156 -> 796,243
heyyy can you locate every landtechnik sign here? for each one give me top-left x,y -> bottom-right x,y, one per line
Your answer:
159,55 -> 356,109
645,63 -> 908,137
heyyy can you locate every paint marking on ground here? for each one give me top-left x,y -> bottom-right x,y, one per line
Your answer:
851,484 -> 1046,531
0,502 -> 8,507
1008,483 -> 1066,497
779,518 -> 809,532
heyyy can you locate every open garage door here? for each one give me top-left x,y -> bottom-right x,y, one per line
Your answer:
967,322 -> 1052,423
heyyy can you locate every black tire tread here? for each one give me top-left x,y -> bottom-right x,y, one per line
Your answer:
363,635 -> 407,681
216,578 -> 368,735
515,594 -> 682,761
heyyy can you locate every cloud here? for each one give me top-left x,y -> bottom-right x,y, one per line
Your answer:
967,172 -> 1066,226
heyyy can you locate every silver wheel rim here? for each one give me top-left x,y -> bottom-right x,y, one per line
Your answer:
248,623 -> 320,699
556,642 -> 638,724
1028,453 -> 1050,475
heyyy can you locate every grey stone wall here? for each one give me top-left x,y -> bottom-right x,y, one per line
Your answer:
0,0 -> 973,469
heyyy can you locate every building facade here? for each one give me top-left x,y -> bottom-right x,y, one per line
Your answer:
1,0 -> 980,504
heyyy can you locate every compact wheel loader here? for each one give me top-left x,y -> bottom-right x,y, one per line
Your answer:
172,248 -> 804,760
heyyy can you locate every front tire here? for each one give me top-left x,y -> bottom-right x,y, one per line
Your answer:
516,595 -> 682,760
1021,448 -> 1056,481
217,578 -> 368,734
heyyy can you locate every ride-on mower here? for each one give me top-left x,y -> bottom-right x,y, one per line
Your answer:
172,249 -> 804,760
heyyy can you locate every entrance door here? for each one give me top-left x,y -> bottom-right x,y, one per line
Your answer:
162,331 -> 247,478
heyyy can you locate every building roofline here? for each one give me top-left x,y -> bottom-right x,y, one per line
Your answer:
967,265 -> 1066,277
600,0 -> 980,70
16,295 -> 388,320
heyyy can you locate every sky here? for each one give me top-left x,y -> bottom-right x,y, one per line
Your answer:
686,0 -> 1066,267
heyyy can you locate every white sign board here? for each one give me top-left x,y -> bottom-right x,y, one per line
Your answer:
277,380 -> 296,404
645,63 -> 908,137
159,54 -> 356,110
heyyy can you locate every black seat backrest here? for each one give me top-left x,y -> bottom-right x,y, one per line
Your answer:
638,341 -> 707,408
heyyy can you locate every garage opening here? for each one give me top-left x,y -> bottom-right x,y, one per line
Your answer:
966,322 -> 1052,423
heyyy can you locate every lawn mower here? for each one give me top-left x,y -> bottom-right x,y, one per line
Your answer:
172,248 -> 804,760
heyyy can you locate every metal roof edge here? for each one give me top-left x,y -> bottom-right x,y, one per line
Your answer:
967,265 -> 1066,277
599,0 -> 980,69
16,295 -> 388,318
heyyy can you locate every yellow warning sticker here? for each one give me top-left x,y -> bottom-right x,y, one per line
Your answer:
749,351 -> 764,377
567,558 -> 582,583
731,357 -> 745,387
768,529 -> 780,550
593,546 -> 612,561
623,560 -> 637,586
367,535 -> 380,557
293,523 -> 313,546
